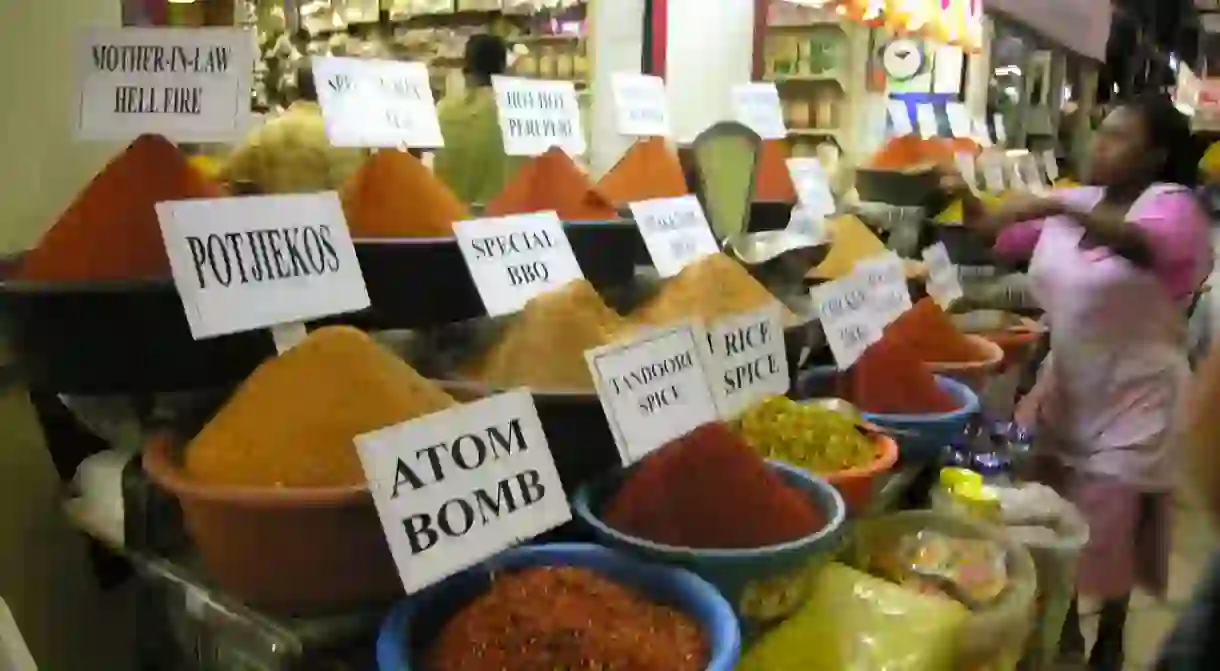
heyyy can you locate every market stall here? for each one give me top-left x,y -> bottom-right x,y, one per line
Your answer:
0,1 -> 1093,668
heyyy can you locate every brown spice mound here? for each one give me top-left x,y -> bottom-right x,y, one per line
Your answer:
427,567 -> 706,671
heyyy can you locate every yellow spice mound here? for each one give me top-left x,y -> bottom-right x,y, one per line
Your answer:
634,253 -> 799,327
185,326 -> 456,488
467,280 -> 631,392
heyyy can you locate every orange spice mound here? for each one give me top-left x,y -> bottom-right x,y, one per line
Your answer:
339,149 -> 470,238
753,139 -> 797,202
19,134 -> 225,282
838,335 -> 959,415
887,297 -> 991,363
485,147 -> 618,221
596,137 -> 689,204
866,135 -> 958,171
633,252 -> 800,327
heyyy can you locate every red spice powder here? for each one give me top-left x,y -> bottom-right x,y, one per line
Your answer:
485,147 -> 619,221
427,567 -> 705,671
603,422 -> 823,549
838,335 -> 959,415
887,297 -> 991,363
596,137 -> 689,204
19,134 -> 224,282
753,139 -> 797,202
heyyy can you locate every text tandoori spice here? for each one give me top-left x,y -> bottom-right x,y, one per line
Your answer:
753,139 -> 798,202
603,422 -> 823,549
596,137 -> 689,204
185,326 -> 455,488
837,335 -> 959,415
339,149 -> 470,238
886,297 -> 992,363
19,134 -> 225,282
427,567 -> 706,671
485,147 -> 619,221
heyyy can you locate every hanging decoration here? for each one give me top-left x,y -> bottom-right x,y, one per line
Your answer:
829,0 -> 981,52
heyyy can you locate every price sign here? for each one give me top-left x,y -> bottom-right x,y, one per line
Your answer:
811,272 -> 884,370
74,27 -> 255,142
979,153 -> 1005,192
453,211 -> 584,317
993,113 -> 1008,145
155,193 -> 369,341
611,73 -> 670,137
355,390 -> 570,594
731,82 -> 786,140
915,103 -> 940,139
786,158 -> 836,231
855,251 -> 912,326
1006,154 -> 1028,191
703,305 -> 789,419
627,196 -> 718,278
1041,149 -> 1059,183
585,324 -> 720,464
954,152 -> 979,194
973,116 -> 994,147
922,242 -> 963,308
492,76 -> 586,157
887,99 -> 913,136
313,56 -> 443,148
946,102 -> 972,138
1019,154 -> 1048,194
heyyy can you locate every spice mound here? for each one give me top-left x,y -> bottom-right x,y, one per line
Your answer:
464,279 -> 631,392
838,336 -> 959,415
888,298 -> 992,363
596,137 -> 689,204
426,566 -> 706,671
865,135 -> 955,171
339,149 -> 470,238
19,134 -> 225,282
604,422 -> 823,549
185,326 -> 455,488
737,396 -> 877,473
807,215 -> 888,280
753,139 -> 798,202
485,147 -> 618,221
633,252 -> 800,327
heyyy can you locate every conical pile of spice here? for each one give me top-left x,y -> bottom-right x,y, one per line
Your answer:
633,252 -> 800,327
184,326 -> 456,488
603,422 -> 824,548
465,279 -> 631,391
837,335 -> 959,415
485,147 -> 619,221
339,149 -> 470,238
753,139 -> 798,202
19,134 -> 225,282
595,137 -> 690,204
806,215 -> 888,280
887,297 -> 992,363
427,566 -> 706,671
865,135 -> 955,170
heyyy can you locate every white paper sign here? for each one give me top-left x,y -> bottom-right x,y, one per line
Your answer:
922,242 -> 963,308
915,103 -> 940,139
453,211 -> 584,317
1019,154 -> 1048,193
1006,154 -> 1028,191
811,272 -> 884,370
155,193 -> 369,340
855,251 -> 912,327
1042,149 -> 1060,183
731,82 -> 786,140
974,117 -> 994,147
954,152 -> 979,194
786,158 -> 836,231
979,153 -> 1005,192
703,305 -> 790,419
611,73 -> 670,137
313,56 -> 443,148
946,102 -> 972,138
993,113 -> 1008,145
74,27 -> 254,142
492,76 -> 586,157
355,389 -> 571,594
586,324 -> 720,464
628,196 -> 718,278
888,99 -> 914,136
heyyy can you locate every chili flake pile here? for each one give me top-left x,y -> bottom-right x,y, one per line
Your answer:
426,567 -> 706,671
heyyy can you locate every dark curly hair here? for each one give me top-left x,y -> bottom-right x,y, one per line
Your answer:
1118,93 -> 1203,187
464,34 -> 507,80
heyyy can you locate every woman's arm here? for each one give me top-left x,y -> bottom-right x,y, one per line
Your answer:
1066,202 -> 1155,268
1187,343 -> 1220,523
957,187 -> 1067,241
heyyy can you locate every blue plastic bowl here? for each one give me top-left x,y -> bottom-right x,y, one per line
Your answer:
797,366 -> 981,463
572,461 -> 846,632
375,543 -> 741,671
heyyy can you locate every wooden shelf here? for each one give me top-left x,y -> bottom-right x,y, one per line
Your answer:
771,73 -> 844,84
788,128 -> 841,139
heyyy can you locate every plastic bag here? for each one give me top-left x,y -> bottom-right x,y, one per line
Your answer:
870,531 -> 1009,609
739,563 -> 968,671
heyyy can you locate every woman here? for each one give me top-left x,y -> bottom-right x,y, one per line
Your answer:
946,94 -> 1212,669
